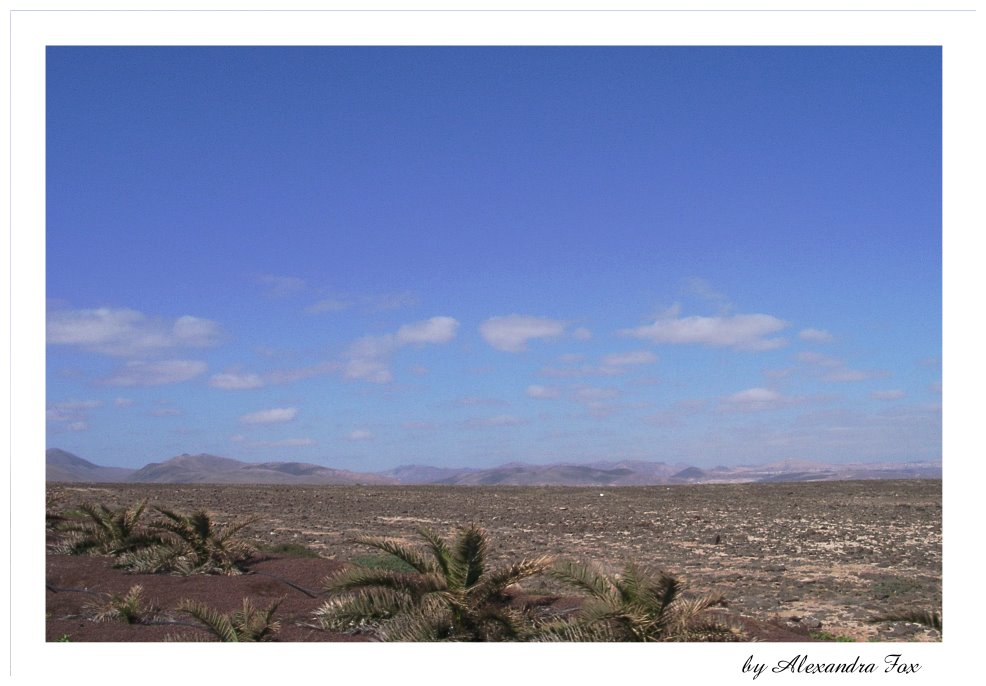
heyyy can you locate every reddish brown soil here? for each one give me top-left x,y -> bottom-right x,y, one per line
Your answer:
45,553 -> 367,642
45,551 -> 813,642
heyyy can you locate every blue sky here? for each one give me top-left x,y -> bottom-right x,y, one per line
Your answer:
45,46 -> 941,471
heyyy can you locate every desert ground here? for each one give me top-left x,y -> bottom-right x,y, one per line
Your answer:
45,479 -> 941,642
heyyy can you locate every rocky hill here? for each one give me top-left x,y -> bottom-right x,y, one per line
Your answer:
126,453 -> 398,485
46,448 -> 941,486
45,449 -> 135,483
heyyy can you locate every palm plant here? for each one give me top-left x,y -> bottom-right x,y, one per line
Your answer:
46,492 -> 66,531
317,524 -> 554,641
55,499 -> 159,556
175,597 -> 282,642
116,508 -> 257,575
85,585 -> 156,624
542,560 -> 736,642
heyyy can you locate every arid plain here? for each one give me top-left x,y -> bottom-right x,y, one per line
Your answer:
46,479 -> 941,642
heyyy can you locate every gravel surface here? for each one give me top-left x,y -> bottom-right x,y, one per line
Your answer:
46,479 -> 941,642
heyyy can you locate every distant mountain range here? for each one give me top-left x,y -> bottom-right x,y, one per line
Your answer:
46,448 -> 942,486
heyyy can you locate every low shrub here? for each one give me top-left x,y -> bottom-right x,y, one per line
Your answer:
318,524 -> 554,641
174,597 -> 283,642
85,585 -> 156,624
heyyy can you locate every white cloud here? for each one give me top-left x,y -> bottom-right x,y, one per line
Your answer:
574,387 -> 620,403
871,389 -> 906,400
370,291 -> 419,311
66,422 -> 89,432
343,316 -> 459,383
799,328 -> 834,343
396,316 -> 459,345
571,386 -> 624,418
480,315 -> 567,352
682,277 -> 733,313
572,327 -> 593,341
259,274 -> 306,297
798,351 -> 880,382
621,311 -> 788,351
454,396 -> 505,407
102,360 -> 208,386
541,350 -> 658,378
150,408 -> 182,417
306,297 -> 352,314
465,414 -> 526,428
270,438 -> 316,447
114,397 -> 135,407
347,429 -> 374,441
48,307 -> 222,357
728,388 -> 781,403
209,372 -> 266,390
239,407 -> 298,425
825,368 -> 878,382
306,291 -> 419,315
720,387 -> 791,412
49,399 -> 102,411
526,384 -> 561,399
600,350 -> 658,368
646,399 -> 708,427
797,351 -> 839,366
171,316 -> 221,344
46,399 -> 102,422
343,336 -> 398,383
539,365 -> 603,378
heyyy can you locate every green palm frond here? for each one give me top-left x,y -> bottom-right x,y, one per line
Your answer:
550,560 -> 617,602
177,599 -> 240,642
652,569 -> 685,616
57,499 -> 157,556
323,567 -> 446,599
535,619 -> 622,642
378,606 -> 455,642
316,587 -> 412,632
667,592 -> 726,621
471,555 -> 555,606
549,560 -> 733,642
232,598 -> 282,641
321,523 -> 552,641
113,545 -> 180,573
463,604 -> 529,641
415,528 -> 453,577
450,524 -> 487,589
177,597 -> 282,642
86,585 -> 155,624
147,508 -> 255,575
351,535 -> 433,575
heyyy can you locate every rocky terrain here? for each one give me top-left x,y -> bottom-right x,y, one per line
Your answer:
46,478 -> 942,642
